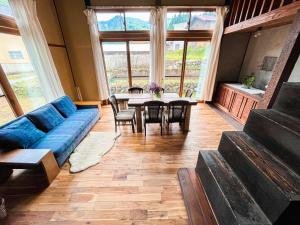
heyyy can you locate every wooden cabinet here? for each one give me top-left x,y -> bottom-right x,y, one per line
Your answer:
214,84 -> 260,124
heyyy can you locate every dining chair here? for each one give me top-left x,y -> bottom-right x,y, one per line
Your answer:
109,95 -> 136,133
128,87 -> 144,94
166,100 -> 190,133
185,89 -> 193,97
143,100 -> 165,136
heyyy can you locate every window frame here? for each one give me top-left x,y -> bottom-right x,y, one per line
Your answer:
98,8 -> 215,95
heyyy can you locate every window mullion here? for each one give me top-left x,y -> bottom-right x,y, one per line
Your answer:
179,41 -> 188,97
126,41 -> 132,88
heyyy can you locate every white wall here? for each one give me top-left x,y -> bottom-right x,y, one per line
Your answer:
239,25 -> 291,90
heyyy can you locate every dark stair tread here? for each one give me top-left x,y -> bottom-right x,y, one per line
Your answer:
177,168 -> 218,225
251,109 -> 300,135
200,150 -> 271,225
225,131 -> 300,199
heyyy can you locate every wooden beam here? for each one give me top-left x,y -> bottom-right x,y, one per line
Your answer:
224,1 -> 300,34
0,65 -> 23,116
179,41 -> 188,97
259,10 -> 300,109
0,15 -> 19,36
126,41 -> 132,88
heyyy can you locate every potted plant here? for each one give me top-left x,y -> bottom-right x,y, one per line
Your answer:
149,82 -> 163,98
242,73 -> 256,89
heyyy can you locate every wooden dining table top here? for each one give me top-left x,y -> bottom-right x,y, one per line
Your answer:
114,93 -> 198,106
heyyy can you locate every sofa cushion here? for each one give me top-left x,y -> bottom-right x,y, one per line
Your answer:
51,96 -> 77,118
0,117 -> 45,150
31,108 -> 99,158
27,104 -> 65,132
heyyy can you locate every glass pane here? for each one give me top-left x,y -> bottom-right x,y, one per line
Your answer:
96,12 -> 125,31
125,12 -> 150,31
165,41 -> 184,93
0,0 -> 13,17
102,42 -> 129,94
130,41 -> 150,91
0,86 -> 15,126
167,12 -> 189,30
190,11 -> 217,30
183,42 -> 211,98
0,33 -> 46,113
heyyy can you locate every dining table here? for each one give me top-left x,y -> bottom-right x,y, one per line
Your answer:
114,93 -> 197,133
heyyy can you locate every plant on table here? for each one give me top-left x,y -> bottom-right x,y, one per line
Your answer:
149,82 -> 163,98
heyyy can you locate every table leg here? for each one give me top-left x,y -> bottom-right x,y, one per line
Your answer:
119,100 -> 127,110
40,151 -> 60,185
184,105 -> 192,132
135,106 -> 142,133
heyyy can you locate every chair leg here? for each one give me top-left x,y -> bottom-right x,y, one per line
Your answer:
115,121 -> 117,133
144,122 -> 146,136
131,120 -> 135,133
160,122 -> 163,135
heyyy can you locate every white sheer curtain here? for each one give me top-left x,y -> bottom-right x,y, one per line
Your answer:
199,7 -> 228,101
9,0 -> 65,102
84,9 -> 109,100
150,7 -> 167,87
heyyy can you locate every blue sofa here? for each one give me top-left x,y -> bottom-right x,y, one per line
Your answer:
0,96 -> 100,167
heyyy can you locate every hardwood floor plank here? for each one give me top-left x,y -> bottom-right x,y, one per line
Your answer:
1,104 -> 234,224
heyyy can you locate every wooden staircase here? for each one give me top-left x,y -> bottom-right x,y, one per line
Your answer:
178,82 -> 300,225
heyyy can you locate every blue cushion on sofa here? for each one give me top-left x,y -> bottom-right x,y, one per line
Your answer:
51,96 -> 77,118
0,117 -> 45,150
27,104 -> 65,132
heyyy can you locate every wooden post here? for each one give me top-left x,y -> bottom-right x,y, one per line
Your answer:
0,65 -> 23,116
259,10 -> 300,109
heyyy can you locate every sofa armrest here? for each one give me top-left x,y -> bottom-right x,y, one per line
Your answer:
74,101 -> 102,118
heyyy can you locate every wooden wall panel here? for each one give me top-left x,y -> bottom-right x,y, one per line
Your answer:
36,0 -> 77,100
54,0 -> 100,101
49,47 -> 77,99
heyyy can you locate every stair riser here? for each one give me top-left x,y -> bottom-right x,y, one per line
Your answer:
218,134 -> 290,223
244,111 -> 300,174
195,152 -> 239,225
272,83 -> 300,118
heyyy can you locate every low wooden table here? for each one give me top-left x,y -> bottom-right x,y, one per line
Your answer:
0,149 -> 59,185
115,93 -> 197,133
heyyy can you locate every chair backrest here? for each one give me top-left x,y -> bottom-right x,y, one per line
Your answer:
167,100 -> 190,122
128,87 -> 144,94
109,95 -> 119,116
185,89 -> 193,98
144,100 -> 164,121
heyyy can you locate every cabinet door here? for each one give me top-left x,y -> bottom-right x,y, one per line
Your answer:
215,86 -> 226,106
230,93 -> 244,118
224,88 -> 234,109
240,98 -> 257,123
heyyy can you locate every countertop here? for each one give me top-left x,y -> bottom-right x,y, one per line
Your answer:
223,83 -> 265,100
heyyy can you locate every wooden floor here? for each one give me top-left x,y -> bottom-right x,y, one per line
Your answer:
0,103 -> 234,225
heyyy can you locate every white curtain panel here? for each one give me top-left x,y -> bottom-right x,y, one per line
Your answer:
200,7 -> 228,101
150,7 -> 167,87
9,0 -> 65,102
84,9 -> 110,100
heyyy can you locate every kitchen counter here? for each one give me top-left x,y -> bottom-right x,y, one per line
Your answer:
224,83 -> 265,97
214,83 -> 263,124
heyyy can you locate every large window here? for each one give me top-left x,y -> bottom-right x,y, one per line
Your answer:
102,42 -> 129,93
97,8 -> 214,97
130,41 -> 150,90
0,33 -> 46,112
165,41 -> 184,93
97,10 -> 151,94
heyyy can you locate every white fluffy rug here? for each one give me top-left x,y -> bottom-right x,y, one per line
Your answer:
69,131 -> 120,173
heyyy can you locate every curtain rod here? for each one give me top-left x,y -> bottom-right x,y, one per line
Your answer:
87,6 -> 218,10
